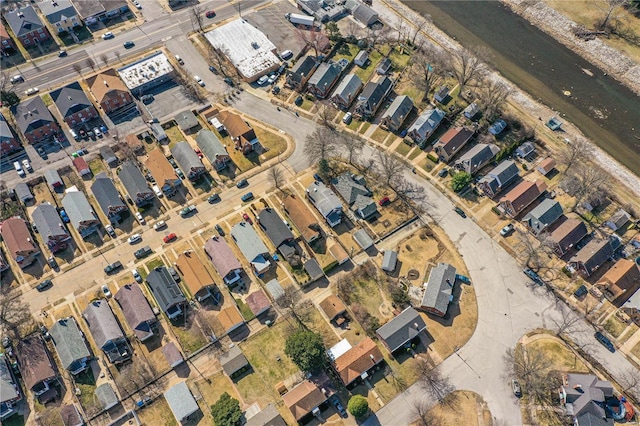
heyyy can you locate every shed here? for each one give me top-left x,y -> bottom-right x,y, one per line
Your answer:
605,209 -> 631,232
174,110 -> 199,132
162,342 -> 184,368
463,103 -> 480,119
376,58 -> 392,75
217,306 -> 244,334
219,345 -> 249,378
59,404 -> 83,426
265,279 -> 285,301
246,289 -> 271,317
95,383 -> 118,410
354,50 -> 368,67
434,85 -> 450,103
72,157 -> 91,177
304,258 -> 324,281
536,157 -> 556,176
14,183 -> 33,204
353,229 -> 374,250
150,123 -> 167,142
382,250 -> 397,272
164,382 -> 200,423
99,146 -> 118,167
245,404 -> 286,426
319,295 -> 347,324
329,243 -> 349,265
44,169 -> 63,190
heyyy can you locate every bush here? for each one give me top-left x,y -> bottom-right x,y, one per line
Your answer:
426,153 -> 439,163
211,392 -> 242,426
450,171 -> 472,192
522,163 -> 528,171
389,284 -> 410,307
347,395 -> 369,418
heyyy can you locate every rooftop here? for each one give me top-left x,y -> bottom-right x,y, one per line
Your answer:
219,345 -> 249,376
334,337 -> 383,385
175,251 -> 214,297
421,263 -> 456,315
282,194 -> 321,243
319,295 -> 346,321
246,289 -> 271,316
282,379 -> 326,421
164,382 -> 199,422
217,306 -> 244,333
117,52 -> 174,90
49,317 -> 91,371
114,283 -> 156,341
204,236 -> 242,280
376,307 -> 427,352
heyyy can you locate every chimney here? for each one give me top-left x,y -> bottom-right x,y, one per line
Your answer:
103,80 -> 109,87
446,278 -> 452,287
414,322 -> 420,329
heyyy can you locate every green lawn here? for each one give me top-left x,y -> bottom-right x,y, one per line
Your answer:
240,321 -> 299,382
41,93 -> 53,107
1,415 -> 25,426
331,43 -> 359,62
354,50 -> 383,83
235,298 -> 256,322
370,127 -> 389,143
89,158 -> 105,176
145,257 -> 164,271
172,323 -> 207,354
359,122 -> 371,135
395,141 -> 412,156
603,316 -> 627,338
347,118 -> 361,131
389,47 -> 412,69
164,125 -> 184,148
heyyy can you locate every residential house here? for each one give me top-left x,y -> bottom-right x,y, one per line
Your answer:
380,95 -> 414,132
44,169 -> 63,190
49,317 -> 91,375
62,190 -> 99,238
219,345 -> 249,378
50,82 -> 98,129
0,113 -> 20,156
99,146 -> 118,167
82,300 -> 131,364
382,250 -> 397,272
162,342 -> 184,369
164,382 -> 200,424
174,111 -> 199,133
332,173 -> 377,220
145,149 -> 181,197
420,263 -> 456,317
434,85 -> 450,103
72,157 -> 91,177
376,307 -> 427,353
345,0 -> 379,26
296,0 -> 346,22
488,119 -> 507,135
175,250 -> 215,302
354,50 -> 368,67
597,259 -> 640,307
463,102 -> 479,120
407,108 -> 446,145
31,203 -> 70,253
94,383 -> 118,410
0,217 -> 40,268
245,404 -> 286,426
15,336 -> 58,401
0,353 -> 22,421
14,183 -> 34,204
477,160 -> 520,198
114,284 -> 157,342
246,289 -> 271,317
71,0 -> 130,25
433,127 -> 475,163
319,295 -> 347,325
604,209 -> 631,232
536,157 -> 556,176
499,180 -> 547,218
522,199 -> 564,236
330,74 -> 363,110
204,236 -> 243,286
170,142 -> 205,181
257,207 -> 295,255
282,194 -> 321,243
196,130 -> 231,171
5,6 -> 50,47
146,266 -> 187,320
118,161 -> 154,206
217,306 -> 244,334
307,62 -> 342,99
560,373 -> 614,426
569,235 -> 622,277
353,229 -> 374,250
286,56 -> 319,91
306,181 -> 342,227
11,96 -> 61,144
515,141 -> 535,158
333,337 -> 383,387
454,143 -> 500,175
355,76 -> 392,120
218,111 -> 260,154
231,222 -> 271,275
37,0 -> 80,33
0,23 -> 17,55
282,379 -> 328,423
376,58 -> 392,75
87,69 -> 134,115
59,404 -> 84,426
91,173 -> 127,223
547,216 -> 589,257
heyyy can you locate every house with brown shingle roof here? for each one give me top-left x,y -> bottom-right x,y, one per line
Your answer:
217,306 -> 244,334
217,111 -> 259,154
246,289 -> 271,317
596,259 -> 640,307
499,180 -> 547,218
203,236 -> 243,286
282,379 -> 328,422
175,250 -> 215,302
547,216 -> 589,256
114,283 -> 157,342
333,337 -> 383,387
282,194 -> 322,244
87,69 -> 134,115
145,149 -> 182,197
433,127 -> 475,163
0,217 -> 40,269
15,336 -> 59,402
319,295 -> 347,325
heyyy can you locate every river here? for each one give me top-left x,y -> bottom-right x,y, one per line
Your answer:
401,0 -> 640,176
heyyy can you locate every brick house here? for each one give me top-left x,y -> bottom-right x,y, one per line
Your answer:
50,82 -> 98,129
87,69 -> 134,115
37,0 -> 81,33
0,22 -> 17,54
0,113 -> 21,156
11,97 -> 61,145
5,6 -> 51,48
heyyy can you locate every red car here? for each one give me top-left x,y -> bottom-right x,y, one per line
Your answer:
194,148 -> 203,159
205,10 -> 216,18
378,196 -> 390,206
242,212 -> 252,225
163,233 -> 177,243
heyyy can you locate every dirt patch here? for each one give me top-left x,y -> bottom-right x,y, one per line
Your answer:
417,390 -> 492,426
137,397 -> 178,426
395,229 -> 441,282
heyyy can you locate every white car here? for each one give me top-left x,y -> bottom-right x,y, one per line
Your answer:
194,76 -> 205,87
101,285 -> 112,298
133,1 -> 142,9
153,220 -> 166,231
257,75 -> 269,86
267,74 -> 278,84
13,161 -> 25,177
343,112 -> 352,124
127,233 -> 142,244
135,212 -> 145,224
93,127 -> 102,138
22,159 -> 32,172
24,87 -> 39,96
102,31 -> 114,40
131,269 -> 142,283
152,185 -> 163,197
10,74 -> 24,84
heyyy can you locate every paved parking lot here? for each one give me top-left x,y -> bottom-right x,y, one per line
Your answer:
244,2 -> 308,57
141,82 -> 196,120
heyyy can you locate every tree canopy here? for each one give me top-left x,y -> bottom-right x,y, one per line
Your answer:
450,172 -> 472,193
211,392 -> 242,426
347,395 -> 369,418
284,329 -> 326,373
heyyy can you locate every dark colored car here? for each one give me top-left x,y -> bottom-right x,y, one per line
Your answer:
47,256 -> 58,269
313,173 -> 323,182
241,192 -> 254,202
215,224 -> 225,236
208,65 -> 217,74
205,10 -> 216,18
141,94 -> 154,104
573,285 -> 588,298
59,208 -> 70,223
595,331 -> 615,352
37,147 -> 48,159
36,280 -> 53,291
123,41 -> 135,49
180,206 -> 196,217
329,396 -> 347,418
104,261 -> 123,274
224,77 -> 235,87
438,168 -> 449,177
236,179 -> 249,188
134,246 -> 153,259
208,193 -> 221,203
454,207 -> 467,218
58,50 -> 67,57
168,267 -> 181,282
523,267 -> 545,286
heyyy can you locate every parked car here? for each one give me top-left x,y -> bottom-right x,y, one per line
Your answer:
378,196 -> 390,206
242,212 -> 252,225
180,205 -> 196,217
14,161 -> 25,177
58,50 -> 67,57
595,331 -> 615,352
175,168 -> 185,179
47,256 -> 58,269
105,224 -> 116,238
128,233 -> 142,244
133,0 -> 142,9
343,112 -> 352,124
100,285 -> 112,298
208,65 -> 217,74
329,396 -> 347,418
267,73 -> 278,84
280,50 -> 293,60
208,193 -> 220,203
21,159 -> 32,172
313,173 -> 323,182
257,75 -> 269,86
134,246 -> 152,259
135,212 -> 145,224
163,233 -> 177,243
194,75 -> 205,87
573,285 -> 588,298
123,41 -> 135,49
10,74 -> 24,84
131,269 -> 142,283
194,148 -> 203,159
102,32 -> 114,40
512,379 -> 522,397
175,55 -> 184,65
59,209 -> 70,223
141,94 -> 154,104
168,267 -> 180,282
24,87 -> 39,96
438,168 -> 449,177
93,127 -> 103,138
69,128 -> 79,140
241,192 -> 254,202
205,10 -> 216,18
236,179 -> 249,188
500,223 -> 514,237
272,85 -> 280,95
36,280 -> 53,291
153,185 -> 163,197
454,207 -> 467,218
215,224 -> 224,236
37,147 -> 48,159
224,77 -> 235,87
104,261 -> 123,274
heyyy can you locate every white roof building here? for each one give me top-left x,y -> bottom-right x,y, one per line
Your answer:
204,19 -> 280,81
117,51 -> 175,92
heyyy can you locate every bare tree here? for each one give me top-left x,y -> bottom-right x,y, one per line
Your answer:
115,360 -> 156,398
618,368 -> 640,399
191,5 -> 204,32
410,44 -> 445,102
516,228 -> 544,270
337,132 -> 365,166
448,48 -> 487,94
116,138 -> 138,163
392,178 -> 427,215
566,163 -> 610,211
411,398 -> 441,426
0,286 -> 37,341
208,46 -> 230,77
268,166 -> 284,191
114,51 -> 122,64
85,57 -> 95,71
595,0 -> 626,30
557,136 -> 592,174
549,303 -> 581,336
477,78 -> 510,121
416,357 -> 455,406
409,15 -> 431,45
276,285 -> 304,324
366,25 -> 391,53
304,127 -> 339,164
294,28 -> 326,57
99,53 -> 109,68
72,63 -> 82,78
317,101 -> 337,130
376,150 -> 406,188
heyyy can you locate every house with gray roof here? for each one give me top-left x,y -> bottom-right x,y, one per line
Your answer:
245,404 -> 286,426
204,236 -> 243,286
355,77 -> 393,120
407,108 -> 446,145
330,74 -> 363,110
11,97 -> 61,144
44,169 -> 63,190
381,95 -> 414,132
477,160 -> 520,198
49,317 -> 91,375
71,0 -> 129,24
463,102 -> 480,119
304,259 -> 324,281
91,173 -> 126,223
0,112 -> 20,156
382,250 -> 397,272
94,383 -> 118,410
377,57 -> 392,75
196,130 -> 231,171
115,283 -> 157,342
146,267 -> 186,320
5,6 -> 50,47
353,229 -> 374,250
307,181 -> 342,227
307,62 -> 343,99
171,142 -> 205,181
515,141 -> 535,158
345,0 -> 379,26
50,82 -> 98,129
266,279 -> 285,301
257,208 -> 295,257
31,203 -> 70,253
37,0 -> 80,33
522,199 -> 564,236
82,300 -> 131,364
376,307 -> 427,353
220,345 -> 249,378
354,50 -> 368,67
118,161 -> 154,207
14,183 -> 33,204
231,222 -> 271,275
62,190 -> 99,238
560,373 -> 614,425
332,173 -> 377,220
296,0 -> 346,22
0,353 -> 22,421
174,110 -> 199,133
164,382 -> 200,423
420,263 -> 456,317
604,209 -> 631,232
454,143 -> 500,175
99,146 -> 118,167
286,56 -> 318,91
569,235 -> 622,277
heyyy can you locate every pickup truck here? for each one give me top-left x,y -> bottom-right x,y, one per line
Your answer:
180,205 -> 196,217
134,246 -> 152,259
104,261 -> 123,274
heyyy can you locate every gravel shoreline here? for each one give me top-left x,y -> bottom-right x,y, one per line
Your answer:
382,0 -> 640,198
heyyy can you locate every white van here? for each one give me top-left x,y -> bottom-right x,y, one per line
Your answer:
152,185 -> 163,197
14,161 -> 25,177
280,50 -> 293,60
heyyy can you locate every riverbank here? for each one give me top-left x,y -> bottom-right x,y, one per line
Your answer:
382,0 -> 640,199
503,0 -> 640,97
